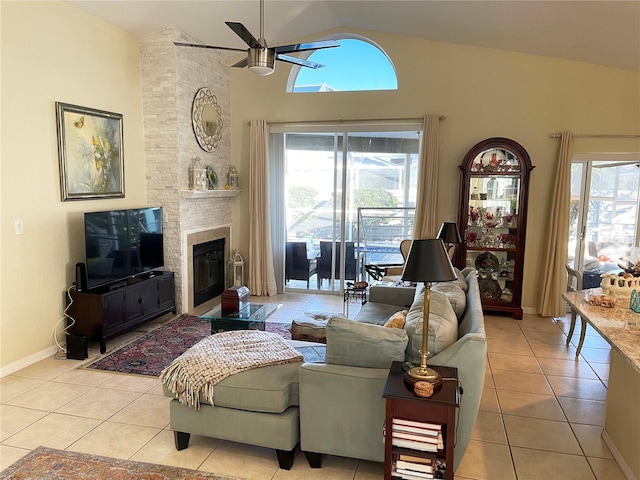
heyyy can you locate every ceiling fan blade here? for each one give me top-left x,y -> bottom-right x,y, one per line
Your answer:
276,54 -> 325,69
174,42 -> 245,53
231,57 -> 249,68
274,40 -> 340,55
225,22 -> 261,49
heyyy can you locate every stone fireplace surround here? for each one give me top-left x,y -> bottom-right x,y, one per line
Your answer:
140,26 -> 234,315
183,225 -> 231,315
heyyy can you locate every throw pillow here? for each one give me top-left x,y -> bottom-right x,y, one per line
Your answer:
326,315 -> 408,368
452,267 -> 469,292
404,289 -> 458,364
432,282 -> 467,320
384,310 -> 408,329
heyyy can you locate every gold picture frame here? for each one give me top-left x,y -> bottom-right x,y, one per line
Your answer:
56,102 -> 125,201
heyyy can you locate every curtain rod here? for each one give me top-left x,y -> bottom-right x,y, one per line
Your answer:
549,132 -> 640,139
247,116 -> 445,126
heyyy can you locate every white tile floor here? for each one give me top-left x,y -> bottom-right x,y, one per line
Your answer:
0,292 -> 627,479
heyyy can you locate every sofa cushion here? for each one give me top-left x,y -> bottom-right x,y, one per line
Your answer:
384,310 -> 408,329
163,361 -> 301,414
453,267 -> 469,292
326,315 -> 408,368
404,289 -> 458,364
432,282 -> 467,320
353,302 -> 403,326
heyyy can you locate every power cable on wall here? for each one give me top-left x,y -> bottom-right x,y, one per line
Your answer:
53,285 -> 76,360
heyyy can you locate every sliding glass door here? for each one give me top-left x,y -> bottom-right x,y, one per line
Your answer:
569,156 -> 640,287
273,123 -> 421,293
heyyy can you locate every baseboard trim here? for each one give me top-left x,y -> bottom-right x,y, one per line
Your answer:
602,428 -> 637,480
0,345 -> 59,378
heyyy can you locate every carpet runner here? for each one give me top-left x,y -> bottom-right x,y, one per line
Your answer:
84,314 -> 325,377
0,446 -> 247,480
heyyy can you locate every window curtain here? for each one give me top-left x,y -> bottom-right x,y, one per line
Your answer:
269,133 -> 286,294
248,120 -> 277,296
413,114 -> 440,239
538,132 -> 574,316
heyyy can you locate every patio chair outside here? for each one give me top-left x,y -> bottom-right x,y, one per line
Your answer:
285,242 -> 318,288
317,241 -> 359,288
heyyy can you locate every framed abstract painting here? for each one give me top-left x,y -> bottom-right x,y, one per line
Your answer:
56,102 -> 125,201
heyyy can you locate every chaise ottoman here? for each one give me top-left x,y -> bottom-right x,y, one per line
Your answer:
163,361 -> 301,469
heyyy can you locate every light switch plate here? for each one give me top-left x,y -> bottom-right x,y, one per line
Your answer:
15,219 -> 24,235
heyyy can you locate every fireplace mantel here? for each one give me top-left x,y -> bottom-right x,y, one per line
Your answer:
180,190 -> 240,199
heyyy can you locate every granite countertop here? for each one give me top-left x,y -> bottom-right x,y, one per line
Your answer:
563,290 -> 640,374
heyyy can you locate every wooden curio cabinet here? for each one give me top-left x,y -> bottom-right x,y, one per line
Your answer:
456,138 -> 534,319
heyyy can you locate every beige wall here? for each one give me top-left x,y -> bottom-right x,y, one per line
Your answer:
0,2 -> 145,371
229,28 -> 640,313
1,7 -> 639,371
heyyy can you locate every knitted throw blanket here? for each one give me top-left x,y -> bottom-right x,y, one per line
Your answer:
160,330 -> 303,410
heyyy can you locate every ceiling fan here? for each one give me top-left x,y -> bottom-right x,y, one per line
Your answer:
174,0 -> 339,76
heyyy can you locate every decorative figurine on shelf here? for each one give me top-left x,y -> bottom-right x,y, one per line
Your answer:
496,233 -> 515,248
484,210 -> 498,228
490,151 -> 499,169
469,207 -> 479,224
188,156 -> 208,191
226,165 -> 239,190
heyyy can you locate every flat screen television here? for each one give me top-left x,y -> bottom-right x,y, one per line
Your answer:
84,206 -> 164,291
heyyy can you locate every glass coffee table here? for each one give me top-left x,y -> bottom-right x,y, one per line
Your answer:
199,303 -> 281,333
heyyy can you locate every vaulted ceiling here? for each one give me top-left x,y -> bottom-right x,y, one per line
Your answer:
70,1 -> 640,72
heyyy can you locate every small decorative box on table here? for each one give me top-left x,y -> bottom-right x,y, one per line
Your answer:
221,286 -> 250,315
383,361 -> 459,480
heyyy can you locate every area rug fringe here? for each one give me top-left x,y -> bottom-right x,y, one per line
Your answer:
160,330 -> 303,410
0,446 -> 249,480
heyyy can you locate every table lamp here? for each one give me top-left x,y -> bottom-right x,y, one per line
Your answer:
437,222 -> 462,260
401,239 -> 457,389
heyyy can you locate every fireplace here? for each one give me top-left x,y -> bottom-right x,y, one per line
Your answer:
193,238 -> 225,307
183,225 -> 231,313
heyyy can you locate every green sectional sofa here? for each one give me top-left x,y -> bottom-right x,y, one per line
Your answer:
164,268 -> 486,472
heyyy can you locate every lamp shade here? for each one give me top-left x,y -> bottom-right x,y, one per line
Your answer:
401,239 -> 457,283
437,222 -> 462,244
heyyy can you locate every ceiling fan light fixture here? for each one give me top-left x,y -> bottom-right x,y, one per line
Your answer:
248,47 -> 275,75
175,0 -> 338,75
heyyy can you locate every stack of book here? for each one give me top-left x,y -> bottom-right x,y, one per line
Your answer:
392,453 -> 446,480
390,418 -> 444,452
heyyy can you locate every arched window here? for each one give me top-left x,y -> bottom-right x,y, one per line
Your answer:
287,35 -> 398,93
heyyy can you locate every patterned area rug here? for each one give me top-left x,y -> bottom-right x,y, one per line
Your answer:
0,446 -> 246,479
84,314 -> 324,377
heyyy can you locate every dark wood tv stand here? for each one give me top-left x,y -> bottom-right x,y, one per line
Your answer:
66,271 -> 176,353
